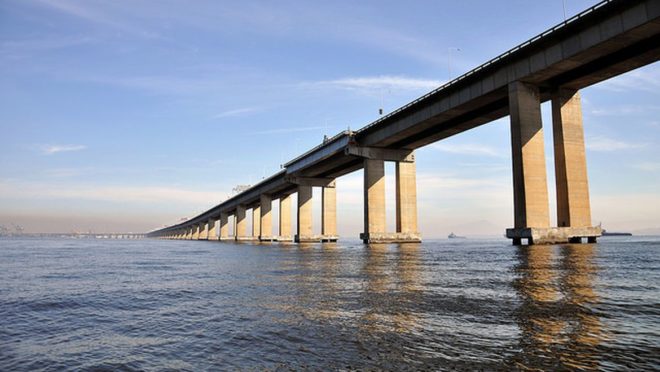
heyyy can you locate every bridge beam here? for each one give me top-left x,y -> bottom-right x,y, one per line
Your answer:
345,145 -> 414,162
278,194 -> 293,241
284,176 -> 335,188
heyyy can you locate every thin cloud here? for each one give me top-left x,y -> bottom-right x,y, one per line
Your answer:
308,75 -> 443,92
586,136 -> 645,152
251,126 -> 326,135
214,107 -> 261,119
41,144 -> 87,155
431,143 -> 505,157
633,162 -> 660,172
596,68 -> 660,93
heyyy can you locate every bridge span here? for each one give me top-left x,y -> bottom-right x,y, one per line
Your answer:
148,0 -> 659,245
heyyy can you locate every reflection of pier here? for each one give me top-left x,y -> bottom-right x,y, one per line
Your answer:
510,244 -> 602,369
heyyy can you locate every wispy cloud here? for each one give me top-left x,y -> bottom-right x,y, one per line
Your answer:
596,68 -> 660,93
0,179 -> 225,205
41,144 -> 87,155
308,75 -> 443,93
590,104 -> 660,117
586,136 -> 645,152
633,162 -> 660,172
251,126 -> 326,135
430,143 -> 505,157
214,107 -> 261,119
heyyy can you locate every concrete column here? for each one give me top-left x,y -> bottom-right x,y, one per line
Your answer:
260,194 -> 273,240
279,194 -> 292,241
396,156 -> 418,234
296,185 -> 313,242
508,81 -> 550,229
321,186 -> 337,237
219,212 -> 229,240
199,222 -> 208,240
552,89 -> 592,228
235,205 -> 247,239
363,159 -> 386,240
252,205 -> 261,238
192,224 -> 200,240
208,218 -> 218,240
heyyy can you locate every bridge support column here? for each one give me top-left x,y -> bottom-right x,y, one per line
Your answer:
278,194 -> 293,241
321,186 -> 338,242
235,205 -> 250,240
208,218 -> 218,240
396,156 -> 421,241
251,205 -> 261,241
199,222 -> 208,240
295,185 -> 314,242
219,212 -> 231,240
551,89 -> 601,243
506,81 -> 551,245
260,195 -> 275,241
192,224 -> 200,240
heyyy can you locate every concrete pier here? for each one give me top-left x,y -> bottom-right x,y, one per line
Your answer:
235,205 -> 252,241
395,156 -> 421,241
208,218 -> 218,240
219,212 -> 231,240
278,194 -> 293,242
295,185 -> 314,242
260,194 -> 275,241
198,222 -> 208,240
321,185 -> 338,241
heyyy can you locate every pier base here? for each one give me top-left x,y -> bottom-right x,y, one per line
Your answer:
295,234 -> 339,243
236,236 -> 259,241
506,226 -> 602,245
360,232 -> 421,244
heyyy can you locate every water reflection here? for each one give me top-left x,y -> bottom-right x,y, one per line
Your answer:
360,244 -> 422,334
511,244 -> 603,369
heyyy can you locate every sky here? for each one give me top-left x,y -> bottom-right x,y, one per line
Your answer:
1,0 -> 658,237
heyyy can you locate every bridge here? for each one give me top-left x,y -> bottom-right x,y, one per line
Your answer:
148,0 -> 659,245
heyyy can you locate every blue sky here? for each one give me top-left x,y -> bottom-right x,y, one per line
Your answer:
1,0 -> 658,236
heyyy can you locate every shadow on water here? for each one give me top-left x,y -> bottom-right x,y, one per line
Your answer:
510,243 -> 603,370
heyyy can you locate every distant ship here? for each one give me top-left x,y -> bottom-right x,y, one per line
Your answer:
448,232 -> 466,239
602,229 -> 632,236
598,223 -> 632,236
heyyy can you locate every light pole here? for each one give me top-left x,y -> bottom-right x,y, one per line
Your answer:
447,47 -> 461,81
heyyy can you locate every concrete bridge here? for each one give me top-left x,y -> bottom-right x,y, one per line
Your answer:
148,0 -> 659,245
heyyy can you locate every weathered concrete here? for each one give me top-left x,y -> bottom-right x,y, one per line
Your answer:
321,186 -> 337,240
552,89 -> 594,228
252,205 -> 261,239
198,222 -> 208,240
279,194 -> 293,242
506,226 -> 602,245
192,224 -> 200,240
396,156 -> 419,237
260,194 -> 275,241
235,205 -> 252,240
295,185 -> 314,242
509,81 -> 550,229
362,159 -> 386,240
219,212 -> 231,240
208,218 -> 218,240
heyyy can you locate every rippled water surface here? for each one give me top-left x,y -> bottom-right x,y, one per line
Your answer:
1,237 -> 659,370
